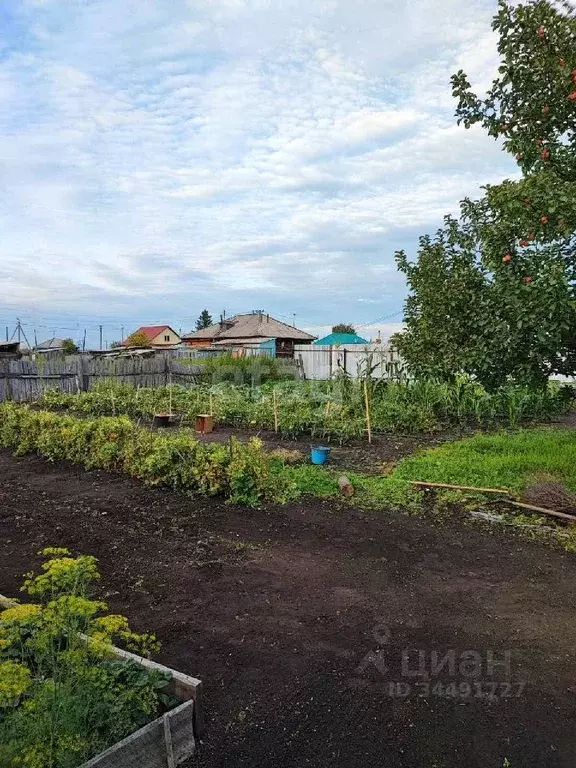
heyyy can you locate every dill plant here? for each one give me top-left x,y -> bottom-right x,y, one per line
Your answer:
0,549 -> 170,768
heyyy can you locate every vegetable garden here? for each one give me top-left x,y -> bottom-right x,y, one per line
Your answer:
37,377 -> 574,443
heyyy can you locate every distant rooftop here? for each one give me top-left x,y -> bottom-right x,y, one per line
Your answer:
314,332 -> 368,346
35,337 -> 66,350
183,312 -> 315,342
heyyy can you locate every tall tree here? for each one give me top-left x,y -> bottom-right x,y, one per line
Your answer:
395,0 -> 576,388
196,310 -> 213,330
332,323 -> 356,335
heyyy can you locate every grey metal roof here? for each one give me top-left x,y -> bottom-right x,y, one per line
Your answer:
183,313 -> 315,342
35,337 -> 66,350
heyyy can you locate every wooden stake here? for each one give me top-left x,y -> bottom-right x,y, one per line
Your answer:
363,379 -> 372,444
505,500 -> 576,524
409,481 -> 510,495
273,389 -> 279,433
407,482 -> 576,525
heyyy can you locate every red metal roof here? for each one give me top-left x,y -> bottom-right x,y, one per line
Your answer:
133,325 -> 170,340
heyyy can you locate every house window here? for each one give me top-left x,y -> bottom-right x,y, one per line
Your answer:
164,335 -> 170,342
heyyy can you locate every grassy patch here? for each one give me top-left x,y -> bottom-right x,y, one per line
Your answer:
392,427 -> 576,493
270,461 -> 423,512
346,473 -> 424,512
274,463 -> 340,499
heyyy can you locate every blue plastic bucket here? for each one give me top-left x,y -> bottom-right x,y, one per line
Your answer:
311,446 -> 330,465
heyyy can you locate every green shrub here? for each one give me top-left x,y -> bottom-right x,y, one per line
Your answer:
0,404 -> 282,506
192,352 -> 296,385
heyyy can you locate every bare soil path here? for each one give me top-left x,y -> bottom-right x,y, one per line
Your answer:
2,450 -> 576,767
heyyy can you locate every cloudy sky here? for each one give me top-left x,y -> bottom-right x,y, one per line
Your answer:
0,0 -> 515,347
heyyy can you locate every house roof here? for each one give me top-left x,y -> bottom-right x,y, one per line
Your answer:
125,325 -> 181,344
183,313 -> 315,342
314,332 -> 368,346
35,337 -> 66,350
132,325 -> 171,340
213,337 -> 274,345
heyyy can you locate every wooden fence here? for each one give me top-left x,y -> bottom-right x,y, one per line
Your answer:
0,355 -> 202,403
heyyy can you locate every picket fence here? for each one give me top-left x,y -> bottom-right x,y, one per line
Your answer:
0,355 -> 202,403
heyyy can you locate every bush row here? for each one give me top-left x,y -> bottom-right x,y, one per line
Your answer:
0,403 -> 281,506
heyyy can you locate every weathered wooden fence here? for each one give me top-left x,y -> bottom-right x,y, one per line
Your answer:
293,344 -> 404,380
0,355 -> 202,403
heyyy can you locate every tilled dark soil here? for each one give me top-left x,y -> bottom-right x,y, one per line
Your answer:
2,450 -> 576,767
184,424 -> 460,473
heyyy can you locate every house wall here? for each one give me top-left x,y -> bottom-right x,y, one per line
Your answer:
184,338 -> 213,348
151,329 -> 182,347
276,338 -> 313,358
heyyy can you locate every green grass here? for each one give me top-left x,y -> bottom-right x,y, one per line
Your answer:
392,427 -> 576,493
270,462 -> 424,511
275,463 -> 340,499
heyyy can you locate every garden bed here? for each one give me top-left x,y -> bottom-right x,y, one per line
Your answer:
0,592 -> 203,768
36,378 -> 575,444
3,450 -> 576,766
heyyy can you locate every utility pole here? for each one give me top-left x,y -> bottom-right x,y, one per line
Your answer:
99,325 -> 103,350
5,327 -> 8,341
34,329 -> 38,348
15,319 -> 31,349
82,329 -> 86,352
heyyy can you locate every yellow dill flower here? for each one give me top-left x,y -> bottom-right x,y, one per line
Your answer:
43,595 -> 107,626
0,660 -> 32,706
38,547 -> 71,557
0,603 -> 41,623
92,614 -> 129,637
23,554 -> 100,598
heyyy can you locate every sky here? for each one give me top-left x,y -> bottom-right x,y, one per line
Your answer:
0,0 -> 516,348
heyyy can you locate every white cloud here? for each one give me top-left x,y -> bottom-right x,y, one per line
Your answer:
0,0 -> 513,345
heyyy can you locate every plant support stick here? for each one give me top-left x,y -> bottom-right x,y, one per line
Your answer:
363,379 -> 372,444
273,389 -> 279,433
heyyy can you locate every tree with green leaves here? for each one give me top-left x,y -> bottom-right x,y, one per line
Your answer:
332,323 -> 356,335
61,338 -> 79,355
196,310 -> 213,330
125,330 -> 152,348
395,0 -> 576,389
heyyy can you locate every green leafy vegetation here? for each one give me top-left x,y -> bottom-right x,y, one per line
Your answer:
392,428 -> 576,493
0,549 -> 169,768
395,0 -> 576,388
193,352 -> 296,384
37,376 -> 573,444
0,403 -> 282,506
124,330 -> 152,348
61,339 -> 79,356
331,323 -> 356,334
